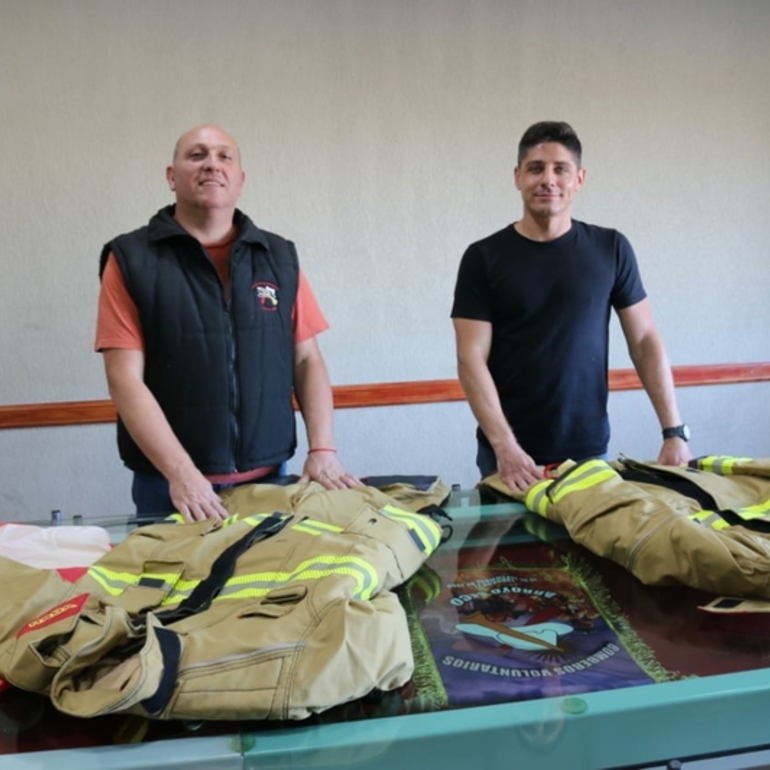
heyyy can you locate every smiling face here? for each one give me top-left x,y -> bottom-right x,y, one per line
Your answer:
514,142 -> 585,222
166,125 -> 245,215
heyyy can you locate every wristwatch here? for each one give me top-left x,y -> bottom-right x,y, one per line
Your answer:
662,424 -> 690,442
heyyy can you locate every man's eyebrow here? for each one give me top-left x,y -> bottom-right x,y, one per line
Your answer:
185,143 -> 236,154
525,159 -> 573,168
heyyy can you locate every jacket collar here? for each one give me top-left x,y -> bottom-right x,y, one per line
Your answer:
147,205 -> 269,249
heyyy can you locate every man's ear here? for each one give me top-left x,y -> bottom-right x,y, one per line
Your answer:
166,166 -> 176,192
513,166 -> 521,190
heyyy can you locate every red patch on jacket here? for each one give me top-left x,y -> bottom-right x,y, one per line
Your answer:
17,593 -> 90,637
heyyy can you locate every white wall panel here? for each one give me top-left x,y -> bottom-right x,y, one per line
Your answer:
1,0 -> 768,520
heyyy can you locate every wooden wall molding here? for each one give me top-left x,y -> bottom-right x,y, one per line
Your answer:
1,362 -> 768,431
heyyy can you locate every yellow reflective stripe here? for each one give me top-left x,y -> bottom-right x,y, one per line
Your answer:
293,520 -> 344,535
380,505 -> 442,554
689,510 -> 730,531
87,566 -> 134,595
698,456 -> 753,475
156,579 -> 199,607
90,551 -> 383,605
734,499 -> 770,521
219,567 -> 369,602
524,480 -> 551,517
292,523 -> 323,536
523,513 -> 554,542
303,520 -> 344,532
217,555 -> 380,601
550,461 -> 617,503
213,587 -> 270,601
87,566 -> 188,597
411,568 -> 442,602
167,513 -> 186,524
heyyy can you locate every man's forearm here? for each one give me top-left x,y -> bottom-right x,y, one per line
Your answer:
110,381 -> 198,480
106,363 -> 230,520
294,355 -> 336,450
457,358 -> 518,451
629,334 -> 682,428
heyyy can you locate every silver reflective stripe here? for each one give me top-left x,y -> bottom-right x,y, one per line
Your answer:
380,505 -> 441,553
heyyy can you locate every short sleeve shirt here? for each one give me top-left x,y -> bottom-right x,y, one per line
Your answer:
451,220 -> 646,463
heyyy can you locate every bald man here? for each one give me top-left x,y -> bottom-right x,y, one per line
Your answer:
96,125 -> 360,522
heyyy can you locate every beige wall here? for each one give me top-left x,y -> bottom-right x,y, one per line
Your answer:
1,0 -> 768,520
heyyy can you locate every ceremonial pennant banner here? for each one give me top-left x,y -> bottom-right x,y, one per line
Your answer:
402,543 -> 678,711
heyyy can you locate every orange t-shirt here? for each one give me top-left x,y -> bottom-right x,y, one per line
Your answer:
95,240 -> 328,351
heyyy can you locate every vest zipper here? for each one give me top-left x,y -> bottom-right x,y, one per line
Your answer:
224,299 -> 240,472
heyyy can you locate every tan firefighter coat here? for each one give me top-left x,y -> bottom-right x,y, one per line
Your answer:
0,480 -> 447,721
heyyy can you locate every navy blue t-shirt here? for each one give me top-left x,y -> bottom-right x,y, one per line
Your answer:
451,220 -> 646,464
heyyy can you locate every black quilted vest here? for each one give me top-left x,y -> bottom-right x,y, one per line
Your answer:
99,206 -> 298,474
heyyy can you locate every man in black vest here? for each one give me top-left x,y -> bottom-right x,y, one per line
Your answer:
96,125 -> 360,521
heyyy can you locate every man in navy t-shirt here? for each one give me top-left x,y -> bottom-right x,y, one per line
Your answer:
451,121 -> 692,490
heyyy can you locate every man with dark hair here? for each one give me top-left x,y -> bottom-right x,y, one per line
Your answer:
517,121 -> 583,166
451,120 -> 691,490
96,125 -> 361,521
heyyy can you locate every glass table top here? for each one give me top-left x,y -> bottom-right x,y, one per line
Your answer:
3,487 -> 770,768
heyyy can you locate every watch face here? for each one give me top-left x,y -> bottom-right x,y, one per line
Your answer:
682,424 -> 691,441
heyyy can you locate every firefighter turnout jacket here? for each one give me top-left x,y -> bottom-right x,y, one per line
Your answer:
481,456 -> 770,599
0,480 -> 447,721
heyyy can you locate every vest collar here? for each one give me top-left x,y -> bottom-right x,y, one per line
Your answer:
147,205 -> 270,249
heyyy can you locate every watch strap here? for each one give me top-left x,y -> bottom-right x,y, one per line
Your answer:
662,424 -> 690,441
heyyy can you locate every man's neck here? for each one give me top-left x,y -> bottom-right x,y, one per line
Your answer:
173,205 -> 237,245
514,213 -> 573,242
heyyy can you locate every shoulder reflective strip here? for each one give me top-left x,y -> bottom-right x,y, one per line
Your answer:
698,456 -> 753,475
87,566 -> 192,600
292,520 -> 345,535
215,556 -> 380,601
524,480 -> 552,516
549,461 -> 617,503
87,567 -> 144,595
689,511 -> 730,530
734,499 -> 770,521
380,505 -> 442,553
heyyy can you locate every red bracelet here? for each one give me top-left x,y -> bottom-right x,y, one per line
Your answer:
308,447 -> 337,454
